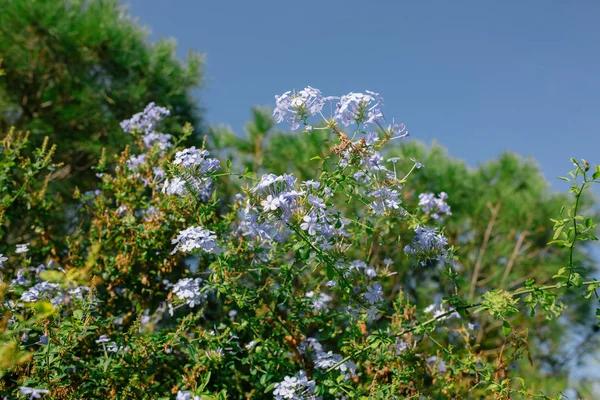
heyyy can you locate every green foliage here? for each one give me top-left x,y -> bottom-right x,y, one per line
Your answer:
0,129 -> 62,256
0,0 -> 203,192
0,102 -> 599,399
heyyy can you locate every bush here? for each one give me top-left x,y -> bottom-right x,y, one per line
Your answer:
0,88 -> 599,399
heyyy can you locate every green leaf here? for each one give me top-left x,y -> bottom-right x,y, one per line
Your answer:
502,320 -> 511,336
39,270 -> 66,284
73,309 -> 84,320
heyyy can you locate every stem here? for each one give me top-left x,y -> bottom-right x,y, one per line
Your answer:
567,177 -> 586,283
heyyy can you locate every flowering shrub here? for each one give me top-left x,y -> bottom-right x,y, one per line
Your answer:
0,88 -> 599,399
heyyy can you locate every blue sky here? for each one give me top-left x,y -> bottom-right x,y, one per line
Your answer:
124,0 -> 600,193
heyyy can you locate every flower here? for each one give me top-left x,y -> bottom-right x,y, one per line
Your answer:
364,282 -> 384,304
120,102 -> 170,134
300,214 -> 319,235
173,147 -> 220,173
141,131 -> 172,152
176,390 -> 200,400
369,187 -> 401,215
273,87 -> 325,130
314,351 -> 356,380
171,226 -> 219,255
0,253 -> 7,268
21,281 -> 63,306
334,91 -> 384,126
305,291 -> 332,312
366,306 -> 380,323
171,277 -> 206,308
423,303 -> 461,320
410,157 -> 424,169
163,148 -> 220,201
404,226 -> 453,266
273,370 -> 317,400
106,342 -> 121,353
126,154 -> 147,171
393,338 -> 409,355
16,243 -> 29,254
418,192 -> 452,221
96,335 -> 110,344
19,387 -> 49,399
388,121 -> 409,140
261,195 -> 280,212
298,338 -> 324,355
426,356 -> 447,374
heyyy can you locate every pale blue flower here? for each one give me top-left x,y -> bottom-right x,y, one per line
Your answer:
273,87 -> 325,131
19,387 -> 49,399
126,154 -> 147,171
388,121 -> 409,140
273,370 -> 317,400
120,102 -> 170,134
410,157 -> 424,169
176,390 -> 200,400
418,191 -> 451,221
171,277 -> 206,308
364,282 -> 384,304
334,91 -> 384,126
171,227 -> 219,255
404,226 -> 453,266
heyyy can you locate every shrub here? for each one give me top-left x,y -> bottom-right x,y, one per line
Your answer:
0,88 -> 599,399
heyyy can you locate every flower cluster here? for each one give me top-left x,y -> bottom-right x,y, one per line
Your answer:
334,90 -> 383,127
171,226 -> 219,255
120,103 -> 174,186
419,192 -> 452,221
273,370 -> 318,400
126,154 -> 147,171
163,147 -> 220,201
272,87 -> 415,220
273,86 -> 326,130
170,277 -> 206,308
404,226 -> 453,266
238,173 -> 349,254
120,102 -> 173,151
173,147 -> 220,172
15,261 -> 92,307
96,334 -> 122,353
297,337 -> 357,381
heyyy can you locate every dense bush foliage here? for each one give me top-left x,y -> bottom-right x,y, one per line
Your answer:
0,87 -> 599,399
0,0 -> 204,193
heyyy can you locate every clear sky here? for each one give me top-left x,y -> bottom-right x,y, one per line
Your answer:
123,0 -> 600,194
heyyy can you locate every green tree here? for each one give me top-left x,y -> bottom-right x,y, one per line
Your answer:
0,0 -> 203,191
